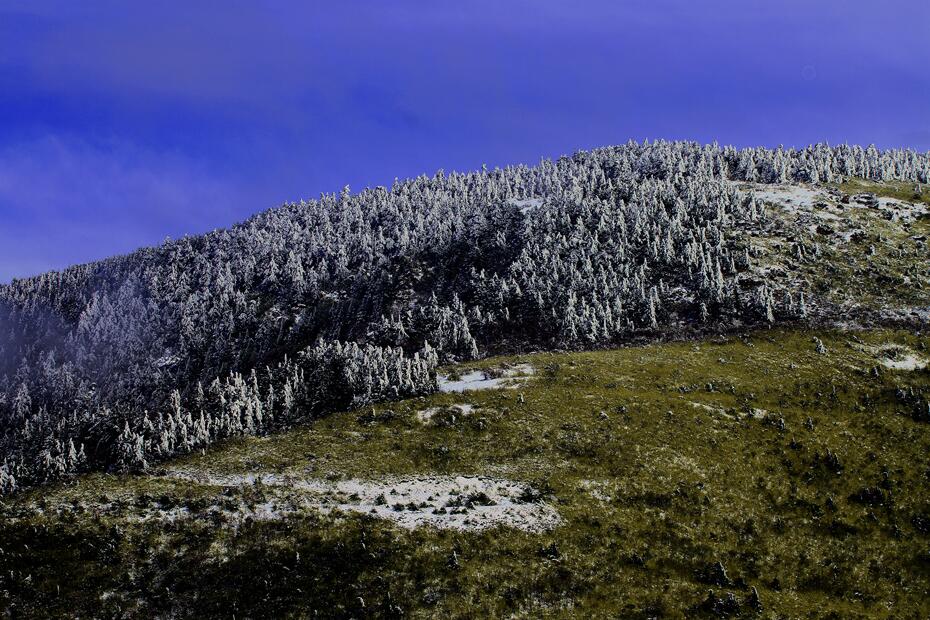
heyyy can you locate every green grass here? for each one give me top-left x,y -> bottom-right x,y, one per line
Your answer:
2,329 -> 930,618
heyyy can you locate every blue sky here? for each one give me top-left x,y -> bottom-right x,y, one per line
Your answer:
1,1 -> 928,282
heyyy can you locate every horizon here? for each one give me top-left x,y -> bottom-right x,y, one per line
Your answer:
2,0 -> 929,282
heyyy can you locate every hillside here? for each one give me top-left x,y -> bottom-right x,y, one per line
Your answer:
1,141 -> 929,495
2,328 -> 929,617
1,142 -> 930,617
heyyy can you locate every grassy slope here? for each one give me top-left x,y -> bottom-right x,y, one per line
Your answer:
823,179 -> 930,310
2,328 -> 929,618
748,178 -> 930,313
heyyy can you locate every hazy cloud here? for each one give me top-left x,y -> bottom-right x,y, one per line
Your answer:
0,135 -> 251,281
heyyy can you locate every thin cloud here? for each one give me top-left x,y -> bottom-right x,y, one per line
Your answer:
0,135 -> 250,281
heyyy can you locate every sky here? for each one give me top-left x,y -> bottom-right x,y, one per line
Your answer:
1,1 -> 928,282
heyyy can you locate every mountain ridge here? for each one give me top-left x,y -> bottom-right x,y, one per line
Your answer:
1,140 -> 928,494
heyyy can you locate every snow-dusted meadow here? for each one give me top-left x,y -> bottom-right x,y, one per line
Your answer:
130,471 -> 565,532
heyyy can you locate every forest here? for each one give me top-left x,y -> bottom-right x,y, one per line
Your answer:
2,141 -> 929,493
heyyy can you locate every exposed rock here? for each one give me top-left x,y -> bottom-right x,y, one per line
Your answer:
850,486 -> 887,507
697,589 -> 741,617
813,337 -> 827,354
699,560 -> 732,586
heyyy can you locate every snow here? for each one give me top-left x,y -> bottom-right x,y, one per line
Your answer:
322,475 -> 560,532
743,184 -> 829,212
416,403 -> 474,423
687,401 -> 767,420
161,471 -> 561,532
578,479 -> 612,503
507,197 -> 543,214
813,209 -> 841,221
733,181 -> 929,220
438,364 -> 535,393
877,196 -> 929,221
850,341 -> 928,371
503,363 -> 536,376
688,401 -> 733,418
438,371 -> 506,392
880,353 -> 927,371
733,181 -> 930,246
153,352 -> 182,368
880,307 -> 930,322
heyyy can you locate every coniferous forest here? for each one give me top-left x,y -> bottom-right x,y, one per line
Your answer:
2,141 -> 929,494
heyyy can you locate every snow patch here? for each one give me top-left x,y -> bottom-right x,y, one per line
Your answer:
153,352 -> 182,368
877,196 -> 928,220
739,183 -> 831,213
853,342 -> 928,371
438,364 -> 535,393
748,408 -> 768,420
813,209 -> 841,221
882,355 -> 926,371
507,197 -> 543,214
579,479 -> 612,503
416,403 -> 475,423
734,182 -> 929,224
878,349 -> 927,371
161,472 -> 560,532
438,371 -> 505,392
688,401 -> 733,418
503,363 -> 535,376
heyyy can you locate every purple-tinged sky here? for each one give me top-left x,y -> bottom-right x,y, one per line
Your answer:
1,1 -> 928,282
